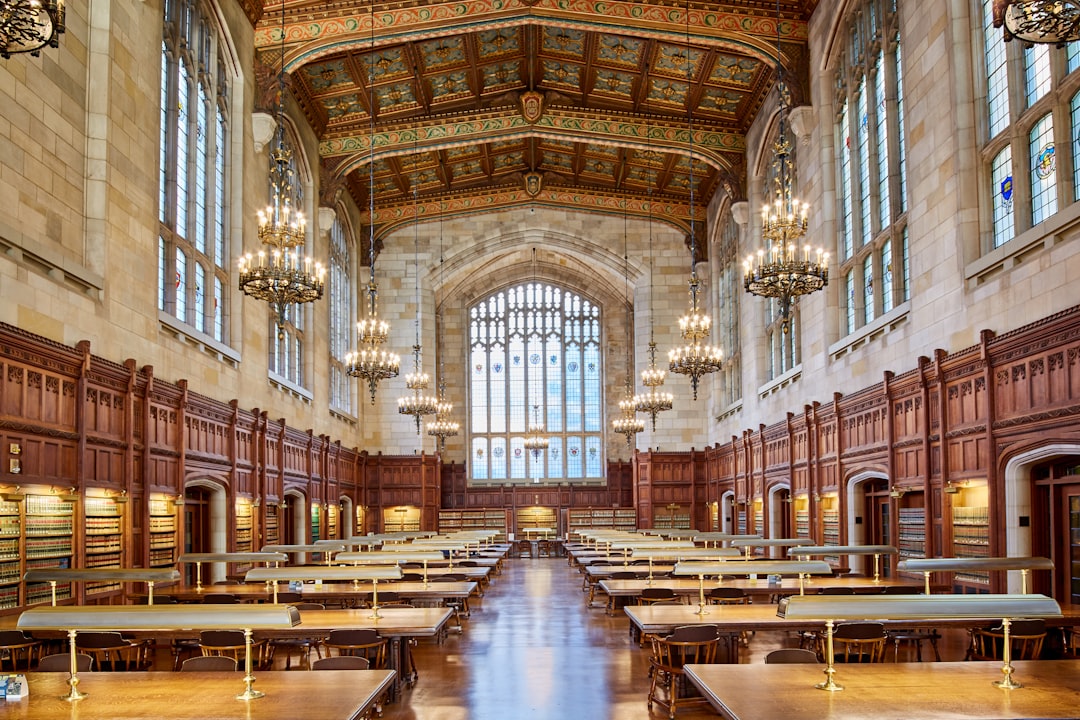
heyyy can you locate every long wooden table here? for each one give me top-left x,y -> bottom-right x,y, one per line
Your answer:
623,603 -> 1080,651
4,670 -> 394,719
146,580 -> 478,606
599,576 -> 925,611
685,660 -> 1080,719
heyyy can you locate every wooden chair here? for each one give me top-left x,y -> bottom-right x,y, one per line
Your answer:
311,655 -> 370,670
536,539 -> 553,557
268,616 -> 323,670
198,630 -> 272,670
37,653 -> 93,672
968,619 -> 1046,661
821,622 -> 887,664
274,591 -> 304,603
322,629 -> 387,669
648,624 -> 720,719
202,593 -> 240,604
75,631 -> 146,671
0,630 -> 41,671
765,648 -> 820,664
181,655 -> 238,671
638,587 -> 680,604
707,587 -> 749,605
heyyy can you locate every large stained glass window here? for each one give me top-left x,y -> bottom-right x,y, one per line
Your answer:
469,281 -> 603,483
158,0 -> 230,343
833,0 -> 909,336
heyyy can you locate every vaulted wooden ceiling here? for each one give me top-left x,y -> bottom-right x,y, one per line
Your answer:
253,0 -> 814,252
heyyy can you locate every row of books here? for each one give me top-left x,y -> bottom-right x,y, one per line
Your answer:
85,536 -> 122,553
952,506 -> 989,525
24,516 -> 72,535
24,497 -> 74,515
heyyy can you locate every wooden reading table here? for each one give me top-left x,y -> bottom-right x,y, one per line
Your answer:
3,670 -> 394,720
685,660 -> 1080,719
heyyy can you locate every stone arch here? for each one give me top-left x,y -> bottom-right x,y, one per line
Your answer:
720,490 -> 735,534
767,482 -> 791,556
183,476 -> 229,583
845,469 -> 889,574
1001,442 -> 1080,593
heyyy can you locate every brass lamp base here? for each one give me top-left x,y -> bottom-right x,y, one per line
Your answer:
237,687 -> 265,701
61,680 -> 87,702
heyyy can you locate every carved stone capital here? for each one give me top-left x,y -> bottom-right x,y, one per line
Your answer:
731,201 -> 750,227
252,113 -> 277,154
318,207 -> 337,238
787,106 -> 815,147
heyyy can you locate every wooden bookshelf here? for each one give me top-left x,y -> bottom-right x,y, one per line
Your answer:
148,497 -> 177,568
264,504 -> 280,546
439,509 -> 507,540
0,498 -> 21,610
383,507 -> 421,533
567,508 -> 636,536
897,495 -> 926,578
23,494 -> 74,606
950,483 -> 990,591
83,496 -> 123,595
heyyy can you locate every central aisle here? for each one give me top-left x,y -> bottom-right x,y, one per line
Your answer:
381,557 -> 720,720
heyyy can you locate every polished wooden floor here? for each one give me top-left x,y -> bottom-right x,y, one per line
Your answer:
380,556 -> 972,720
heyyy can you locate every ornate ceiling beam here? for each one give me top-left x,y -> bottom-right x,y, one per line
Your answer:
320,106 -> 744,178
260,0 -> 806,72
366,183 -> 705,245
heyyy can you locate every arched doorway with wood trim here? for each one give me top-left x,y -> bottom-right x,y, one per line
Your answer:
845,471 -> 891,577
720,491 -> 734,533
767,484 -> 791,555
182,477 -> 228,584
1003,443 -> 1080,602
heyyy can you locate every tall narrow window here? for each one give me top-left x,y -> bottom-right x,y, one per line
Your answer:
468,281 -> 603,484
834,0 -> 908,336
979,0 -> 1076,251
328,215 -> 354,415
159,0 -> 230,343
715,213 -> 741,407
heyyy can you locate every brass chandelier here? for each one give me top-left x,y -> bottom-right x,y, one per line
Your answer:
426,213 -> 460,449
238,0 -> 325,339
667,17 -> 722,400
1,0 -> 65,59
612,204 -> 643,447
744,2 -> 827,333
397,160 -> 438,434
346,11 -> 399,402
994,0 -> 1080,44
523,404 -> 549,457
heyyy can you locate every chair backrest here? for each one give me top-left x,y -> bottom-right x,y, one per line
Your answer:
75,631 -> 129,650
651,625 -> 720,671
970,619 -> 1046,661
0,630 -> 33,645
765,648 -> 819,664
610,571 -> 638,579
198,630 -> 246,659
708,587 -> 749,604
402,572 -> 426,582
312,655 -> 370,670
324,629 -> 386,668
881,585 -> 921,595
458,560 -> 480,567
293,602 -> 325,610
38,653 -> 93,672
275,591 -> 303,603
639,587 -> 678,604
202,593 -> 239,604
818,587 -> 856,595
828,622 -> 887,663
181,655 -> 238,671
432,574 -> 466,582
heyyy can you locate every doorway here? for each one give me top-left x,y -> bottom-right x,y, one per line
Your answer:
183,486 -> 211,585
1031,456 -> 1080,604
863,480 -> 892,578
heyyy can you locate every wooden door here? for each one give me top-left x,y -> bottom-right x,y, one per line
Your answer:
1059,484 -> 1080,606
182,487 -> 211,585
864,481 -> 891,578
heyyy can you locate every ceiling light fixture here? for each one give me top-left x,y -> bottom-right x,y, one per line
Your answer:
612,199 -> 644,447
397,142 -> 438,434
0,0 -> 65,59
346,6 -> 400,402
238,0 -> 325,339
994,0 -> 1080,44
427,203 -> 460,450
744,0 -> 828,333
